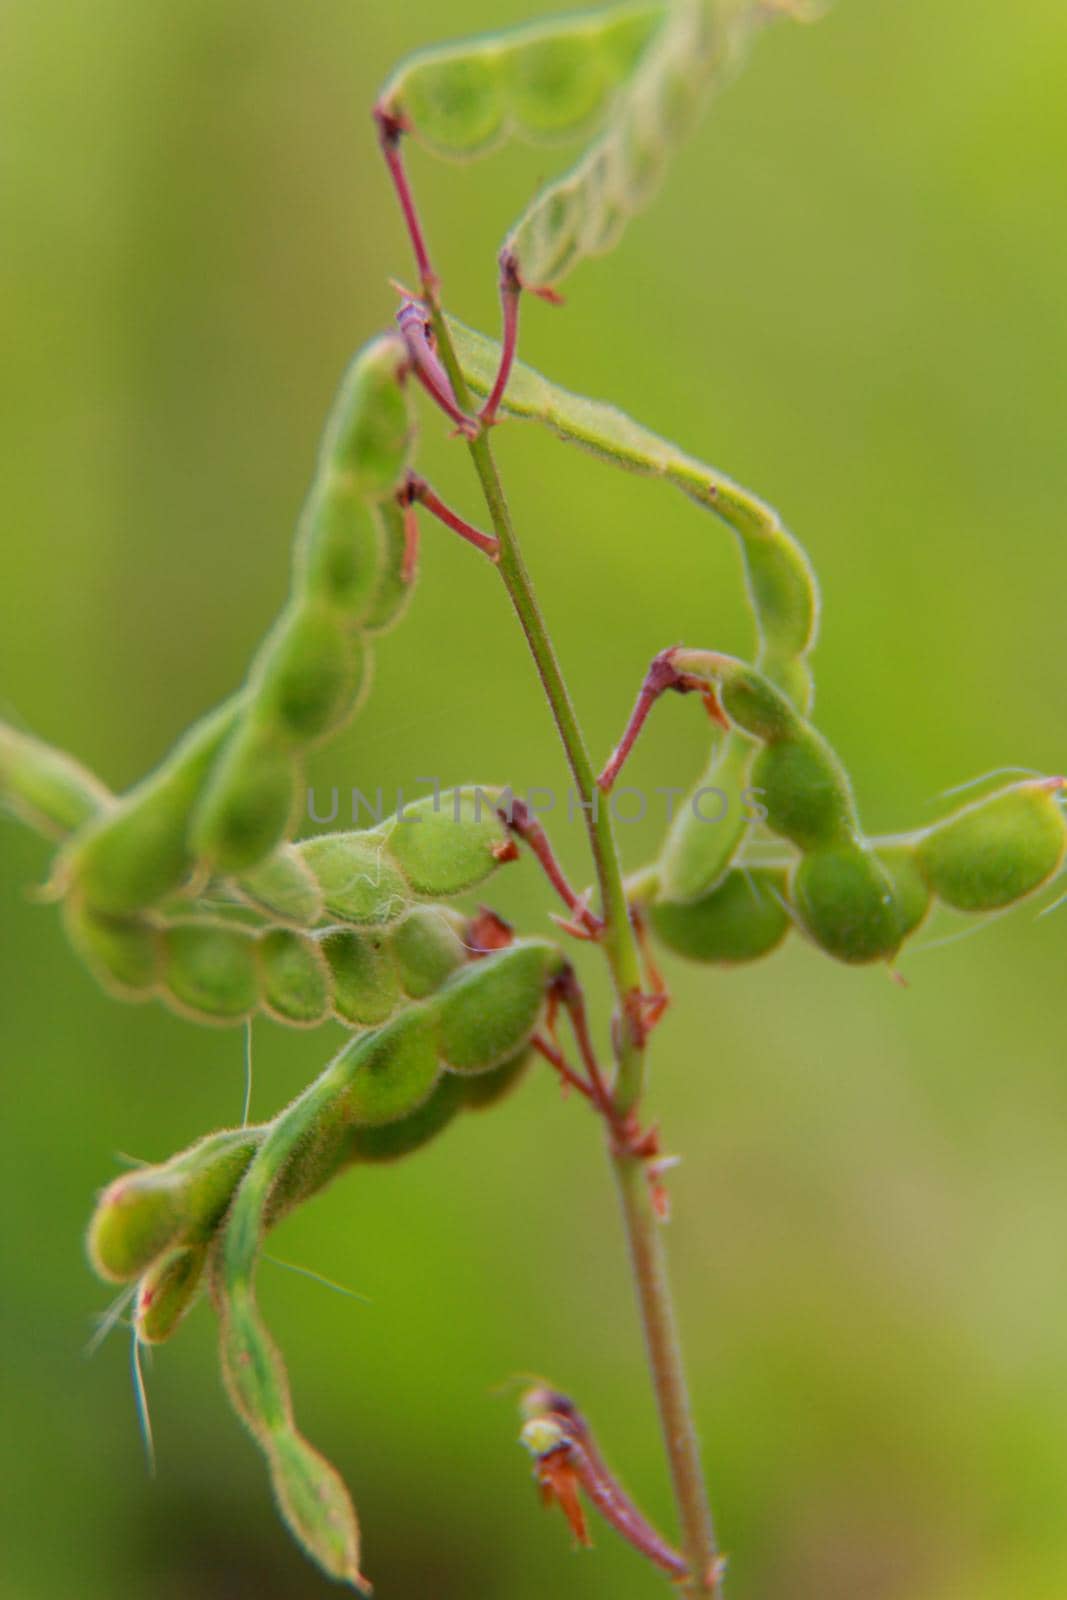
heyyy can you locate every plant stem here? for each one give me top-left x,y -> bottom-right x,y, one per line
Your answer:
613,1153 -> 719,1595
430,305 -> 720,1594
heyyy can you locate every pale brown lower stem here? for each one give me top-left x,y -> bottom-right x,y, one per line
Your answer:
613,1153 -> 719,1595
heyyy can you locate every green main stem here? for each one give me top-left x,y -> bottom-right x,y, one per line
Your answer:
431,305 -> 719,1596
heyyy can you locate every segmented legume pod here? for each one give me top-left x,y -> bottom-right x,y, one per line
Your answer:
504,0 -> 808,290
60,335 -> 417,915
64,898 -> 476,1029
628,652 -> 903,963
214,938 -> 560,1587
378,3 -> 668,159
0,722 -> 110,839
3,735 -> 515,1022
646,864 -> 792,964
86,937 -> 560,1587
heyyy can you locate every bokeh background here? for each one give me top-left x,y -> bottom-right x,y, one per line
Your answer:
2,3 -> 1066,1596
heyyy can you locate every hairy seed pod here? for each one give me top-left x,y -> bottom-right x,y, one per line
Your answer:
318,925 -> 402,1026
87,930 -> 558,1288
790,844 -> 901,967
387,904 -> 470,996
234,846 -> 325,927
340,1007 -> 442,1127
253,605 -> 364,748
88,1170 -> 188,1285
751,730 -> 855,854
64,896 -> 161,998
436,939 -> 564,1071
211,938 -> 559,1588
917,778 -> 1067,913
358,498 -> 417,635
380,5 -> 666,158
874,843 -> 933,941
257,928 -> 333,1027
65,701 -> 241,915
88,1130 -> 261,1283
664,653 -> 902,964
648,866 -> 791,964
296,788 -> 511,924
135,1243 -> 208,1344
134,1053 -> 534,1345
66,882 -> 479,1033
162,922 -> 261,1022
61,335 -> 416,911
504,1 -> 801,290
0,721 -> 110,839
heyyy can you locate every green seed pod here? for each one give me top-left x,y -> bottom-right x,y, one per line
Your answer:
60,335 -> 416,916
217,1270 -> 368,1591
65,701 -> 240,915
87,933 -> 554,1584
455,1047 -> 532,1109
301,487 -> 386,617
648,867 -> 791,965
235,846 -> 324,928
298,835 -> 412,926
297,789 -> 510,925
667,651 -> 859,858
0,721 -> 109,839
358,498 -> 417,635
339,1007 -> 441,1128
318,925 -> 402,1026
342,1070 -> 469,1163
321,334 -> 415,498
790,843 -> 901,966
64,896 -> 161,998
379,5 -> 666,159
375,788 -> 510,897
504,1 -> 798,290
211,931 -> 560,1592
875,842 -> 933,941
87,1129 -> 260,1284
257,928 -> 332,1028
89,1170 -> 187,1284
388,904 -> 469,997
436,939 -> 562,1072
751,732 -> 855,854
636,652 -> 904,963
135,1243 -> 207,1344
190,725 -> 299,876
163,921 -> 261,1023
715,662 -> 801,745
917,778 -> 1067,913
252,604 -> 364,747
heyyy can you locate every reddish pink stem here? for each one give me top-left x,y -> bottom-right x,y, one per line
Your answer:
553,968 -> 614,1115
404,472 -> 499,560
374,104 -> 437,294
479,251 -> 523,427
399,493 -> 420,583
532,1033 -> 597,1103
396,300 -> 477,437
598,649 -> 685,792
523,1388 -> 691,1583
501,799 -> 603,939
598,648 -> 730,793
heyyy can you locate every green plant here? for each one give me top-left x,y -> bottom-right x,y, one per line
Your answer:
2,2 -> 1063,1593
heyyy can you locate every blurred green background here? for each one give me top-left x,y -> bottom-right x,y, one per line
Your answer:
2,3 -> 1066,1596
